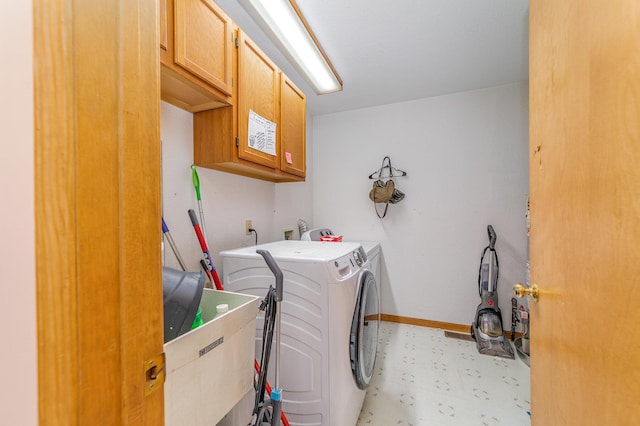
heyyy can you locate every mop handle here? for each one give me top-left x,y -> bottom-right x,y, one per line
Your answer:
191,164 -> 202,200
161,217 -> 187,271
188,209 -> 223,290
191,165 -> 210,243
200,259 -> 215,288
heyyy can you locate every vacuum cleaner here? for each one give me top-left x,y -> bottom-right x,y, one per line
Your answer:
470,225 -> 515,359
251,250 -> 287,426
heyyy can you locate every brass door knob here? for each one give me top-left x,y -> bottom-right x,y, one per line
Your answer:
514,282 -> 539,302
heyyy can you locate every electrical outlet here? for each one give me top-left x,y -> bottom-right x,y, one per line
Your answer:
245,220 -> 253,235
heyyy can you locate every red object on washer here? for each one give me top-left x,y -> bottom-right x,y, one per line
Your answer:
320,235 -> 343,242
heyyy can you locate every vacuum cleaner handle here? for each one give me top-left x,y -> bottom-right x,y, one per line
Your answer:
487,225 -> 497,249
257,250 -> 283,302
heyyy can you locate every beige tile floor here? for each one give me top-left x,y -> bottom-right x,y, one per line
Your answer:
357,321 -> 531,425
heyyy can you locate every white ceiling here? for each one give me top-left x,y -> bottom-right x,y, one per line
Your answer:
215,0 -> 530,116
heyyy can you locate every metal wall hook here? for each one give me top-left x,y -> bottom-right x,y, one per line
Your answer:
368,156 -> 407,179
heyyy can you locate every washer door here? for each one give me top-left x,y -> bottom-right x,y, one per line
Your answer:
350,270 -> 380,389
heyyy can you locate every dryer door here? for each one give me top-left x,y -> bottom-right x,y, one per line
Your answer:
350,270 -> 379,389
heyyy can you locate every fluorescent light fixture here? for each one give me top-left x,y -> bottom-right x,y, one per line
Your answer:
239,0 -> 343,94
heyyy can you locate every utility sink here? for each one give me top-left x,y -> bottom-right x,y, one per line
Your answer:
164,289 -> 260,426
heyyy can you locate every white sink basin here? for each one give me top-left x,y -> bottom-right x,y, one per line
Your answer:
164,289 -> 260,426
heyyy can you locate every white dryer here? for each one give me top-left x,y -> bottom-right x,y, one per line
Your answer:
220,241 -> 379,426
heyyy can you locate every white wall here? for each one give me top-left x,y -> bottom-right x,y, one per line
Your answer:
0,0 -> 37,424
160,102 -> 313,276
160,102 -> 314,426
312,83 -> 529,327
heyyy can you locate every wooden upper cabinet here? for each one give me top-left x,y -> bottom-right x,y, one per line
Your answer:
160,0 -> 233,112
237,30 -> 279,169
174,0 -> 232,95
194,28 -> 306,182
279,74 -> 306,177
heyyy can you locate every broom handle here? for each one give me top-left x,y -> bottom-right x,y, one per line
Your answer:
161,217 -> 187,271
191,165 -> 210,245
188,209 -> 223,290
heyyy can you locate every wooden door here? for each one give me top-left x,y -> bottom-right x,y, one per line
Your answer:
529,1 -> 640,424
279,73 -> 307,178
237,30 -> 280,169
34,0 -> 164,424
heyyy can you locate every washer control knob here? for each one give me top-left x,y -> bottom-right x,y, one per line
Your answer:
353,250 -> 363,267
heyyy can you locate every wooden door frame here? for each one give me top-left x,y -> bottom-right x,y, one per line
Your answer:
34,0 -> 164,423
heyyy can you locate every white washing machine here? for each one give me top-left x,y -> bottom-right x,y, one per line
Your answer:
220,241 -> 380,426
353,241 -> 381,299
301,229 -> 381,303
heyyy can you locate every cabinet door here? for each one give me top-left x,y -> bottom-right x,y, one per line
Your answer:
174,0 -> 232,96
279,73 -> 306,177
237,30 -> 279,169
